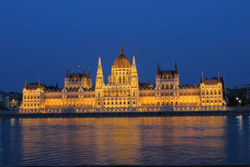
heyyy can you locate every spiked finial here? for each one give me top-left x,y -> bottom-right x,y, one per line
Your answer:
133,55 -> 136,65
66,68 -> 69,77
201,72 -> 204,82
98,57 -> 102,67
38,78 -> 41,87
175,62 -> 178,73
120,42 -> 124,54
218,71 -> 220,80
25,79 -> 28,88
88,68 -> 90,77
82,65 -> 85,76
56,82 -> 58,88
157,63 -> 161,75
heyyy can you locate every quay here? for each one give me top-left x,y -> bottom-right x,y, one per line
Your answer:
1,109 -> 250,119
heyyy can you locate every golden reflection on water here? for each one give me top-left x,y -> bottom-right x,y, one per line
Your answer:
1,116 -> 233,165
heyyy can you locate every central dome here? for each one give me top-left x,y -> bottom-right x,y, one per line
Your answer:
113,44 -> 131,68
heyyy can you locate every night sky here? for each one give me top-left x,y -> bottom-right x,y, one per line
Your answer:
0,0 -> 250,92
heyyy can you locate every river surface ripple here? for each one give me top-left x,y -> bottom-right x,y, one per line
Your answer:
0,116 -> 250,166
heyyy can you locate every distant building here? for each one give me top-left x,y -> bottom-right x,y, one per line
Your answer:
20,45 -> 226,113
8,92 -> 22,110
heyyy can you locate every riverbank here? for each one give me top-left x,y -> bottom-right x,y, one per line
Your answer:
1,109 -> 250,118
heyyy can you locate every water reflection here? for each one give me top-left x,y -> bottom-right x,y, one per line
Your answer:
225,116 -> 250,165
0,116 -> 250,166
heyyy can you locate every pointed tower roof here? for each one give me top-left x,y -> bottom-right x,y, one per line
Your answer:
25,79 -> 28,88
218,71 -> 220,80
88,67 -> 91,77
113,43 -> 131,68
157,63 -> 161,75
201,72 -> 204,82
120,42 -> 124,54
175,62 -> 178,74
82,65 -> 85,76
38,78 -> 41,87
98,57 -> 102,67
132,55 -> 136,65
66,68 -> 69,77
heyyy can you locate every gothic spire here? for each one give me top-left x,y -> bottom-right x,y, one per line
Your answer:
88,68 -> 91,77
132,55 -> 136,65
175,62 -> 178,73
25,79 -> 28,88
218,71 -> 220,80
201,72 -> 204,82
98,57 -> 102,67
66,68 -> 69,77
82,65 -> 85,76
38,78 -> 41,87
120,42 -> 124,54
157,63 -> 161,75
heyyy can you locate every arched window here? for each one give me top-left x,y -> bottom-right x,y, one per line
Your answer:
214,90 -> 217,95
119,77 -> 121,84
166,85 -> 169,89
123,76 -> 125,84
210,90 -> 213,95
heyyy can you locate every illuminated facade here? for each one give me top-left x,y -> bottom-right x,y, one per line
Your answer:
20,45 -> 226,113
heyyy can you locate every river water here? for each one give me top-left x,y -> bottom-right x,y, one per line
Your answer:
0,116 -> 250,166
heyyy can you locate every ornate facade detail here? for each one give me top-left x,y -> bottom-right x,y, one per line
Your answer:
20,45 -> 226,113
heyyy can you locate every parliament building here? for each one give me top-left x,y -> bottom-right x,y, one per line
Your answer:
20,45 -> 226,113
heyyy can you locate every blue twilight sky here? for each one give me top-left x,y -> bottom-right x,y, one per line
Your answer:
0,0 -> 250,92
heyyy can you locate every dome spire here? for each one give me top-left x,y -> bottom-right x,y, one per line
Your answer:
120,42 -> 124,54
